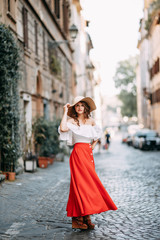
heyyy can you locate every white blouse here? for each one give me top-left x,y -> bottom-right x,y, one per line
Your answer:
58,122 -> 102,146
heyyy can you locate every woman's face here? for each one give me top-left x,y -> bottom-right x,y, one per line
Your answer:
75,101 -> 85,115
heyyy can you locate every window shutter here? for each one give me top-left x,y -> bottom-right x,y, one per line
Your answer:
55,0 -> 60,19
35,21 -> 38,56
43,31 -> 46,62
63,0 -> 68,34
22,7 -> 28,48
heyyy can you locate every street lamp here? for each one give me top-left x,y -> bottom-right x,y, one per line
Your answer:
69,24 -> 78,40
49,24 -> 78,48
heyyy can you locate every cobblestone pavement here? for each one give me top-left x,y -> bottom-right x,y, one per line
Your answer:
0,134 -> 160,240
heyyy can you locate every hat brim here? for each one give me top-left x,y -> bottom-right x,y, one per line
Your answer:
67,97 -> 96,118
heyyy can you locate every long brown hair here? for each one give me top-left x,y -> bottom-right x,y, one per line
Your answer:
70,101 -> 90,126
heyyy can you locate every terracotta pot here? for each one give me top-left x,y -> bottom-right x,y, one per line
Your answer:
48,157 -> 54,165
2,172 -> 8,180
46,157 -> 51,165
38,157 -> 48,168
8,172 -> 16,181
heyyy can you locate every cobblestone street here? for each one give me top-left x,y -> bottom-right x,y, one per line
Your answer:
0,134 -> 160,240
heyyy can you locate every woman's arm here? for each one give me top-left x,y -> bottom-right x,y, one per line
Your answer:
91,118 -> 99,150
60,103 -> 70,132
91,139 -> 99,150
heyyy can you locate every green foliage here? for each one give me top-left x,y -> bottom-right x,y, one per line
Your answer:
118,90 -> 137,117
150,0 -> 160,11
113,56 -> 138,117
145,14 -> 152,31
33,117 -> 61,157
107,105 -> 117,113
50,54 -> 61,75
48,42 -> 61,75
145,0 -> 160,32
0,24 -> 21,172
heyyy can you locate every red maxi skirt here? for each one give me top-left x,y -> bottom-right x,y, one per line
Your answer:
66,143 -> 118,217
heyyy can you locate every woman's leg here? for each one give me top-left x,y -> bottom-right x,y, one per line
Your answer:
83,215 -> 95,230
72,216 -> 88,229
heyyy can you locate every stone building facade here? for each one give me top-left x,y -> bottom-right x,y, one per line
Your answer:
0,0 -> 101,156
137,0 -> 160,133
0,0 -> 74,152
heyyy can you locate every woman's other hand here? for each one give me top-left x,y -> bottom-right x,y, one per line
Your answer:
60,103 -> 70,132
63,103 -> 70,113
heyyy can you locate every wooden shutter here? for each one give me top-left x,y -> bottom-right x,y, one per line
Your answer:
43,31 -> 46,62
35,21 -> 38,56
8,0 -> 11,12
22,7 -> 28,48
63,0 -> 68,34
54,0 -> 60,19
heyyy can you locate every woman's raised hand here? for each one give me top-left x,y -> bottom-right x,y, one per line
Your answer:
63,103 -> 70,113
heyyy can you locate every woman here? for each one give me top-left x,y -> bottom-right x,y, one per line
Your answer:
58,96 -> 117,230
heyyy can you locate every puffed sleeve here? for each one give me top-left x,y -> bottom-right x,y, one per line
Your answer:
92,125 -> 103,141
58,126 -> 73,145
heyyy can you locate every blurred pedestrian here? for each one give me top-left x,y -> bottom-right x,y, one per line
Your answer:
105,130 -> 111,150
58,96 -> 117,230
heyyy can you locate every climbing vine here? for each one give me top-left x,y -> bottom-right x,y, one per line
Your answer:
0,24 -> 21,172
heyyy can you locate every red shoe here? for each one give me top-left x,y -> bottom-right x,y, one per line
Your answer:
83,215 -> 95,229
72,217 -> 88,229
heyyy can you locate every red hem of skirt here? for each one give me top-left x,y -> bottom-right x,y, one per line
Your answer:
66,207 -> 118,217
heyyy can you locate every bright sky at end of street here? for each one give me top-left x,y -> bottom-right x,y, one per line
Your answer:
80,0 -> 144,97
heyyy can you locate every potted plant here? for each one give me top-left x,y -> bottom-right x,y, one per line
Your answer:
33,117 -> 61,168
3,143 -> 18,181
38,139 -> 53,168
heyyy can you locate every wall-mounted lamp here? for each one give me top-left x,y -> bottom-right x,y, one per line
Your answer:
49,24 -> 78,48
69,24 -> 78,40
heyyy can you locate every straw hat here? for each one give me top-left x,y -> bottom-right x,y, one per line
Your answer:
67,96 -> 96,117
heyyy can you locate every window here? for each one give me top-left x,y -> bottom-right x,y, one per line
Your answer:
63,0 -> 69,34
151,88 -> 160,104
54,0 -> 60,19
54,104 -> 58,119
43,31 -> 46,62
155,58 -> 159,74
150,58 -> 160,80
59,87 -> 63,98
8,0 -> 11,12
22,7 -> 29,48
156,14 -> 160,25
7,0 -> 16,23
35,21 -> 38,55
43,100 -> 49,120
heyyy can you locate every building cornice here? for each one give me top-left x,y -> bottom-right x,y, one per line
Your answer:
25,0 -> 73,62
